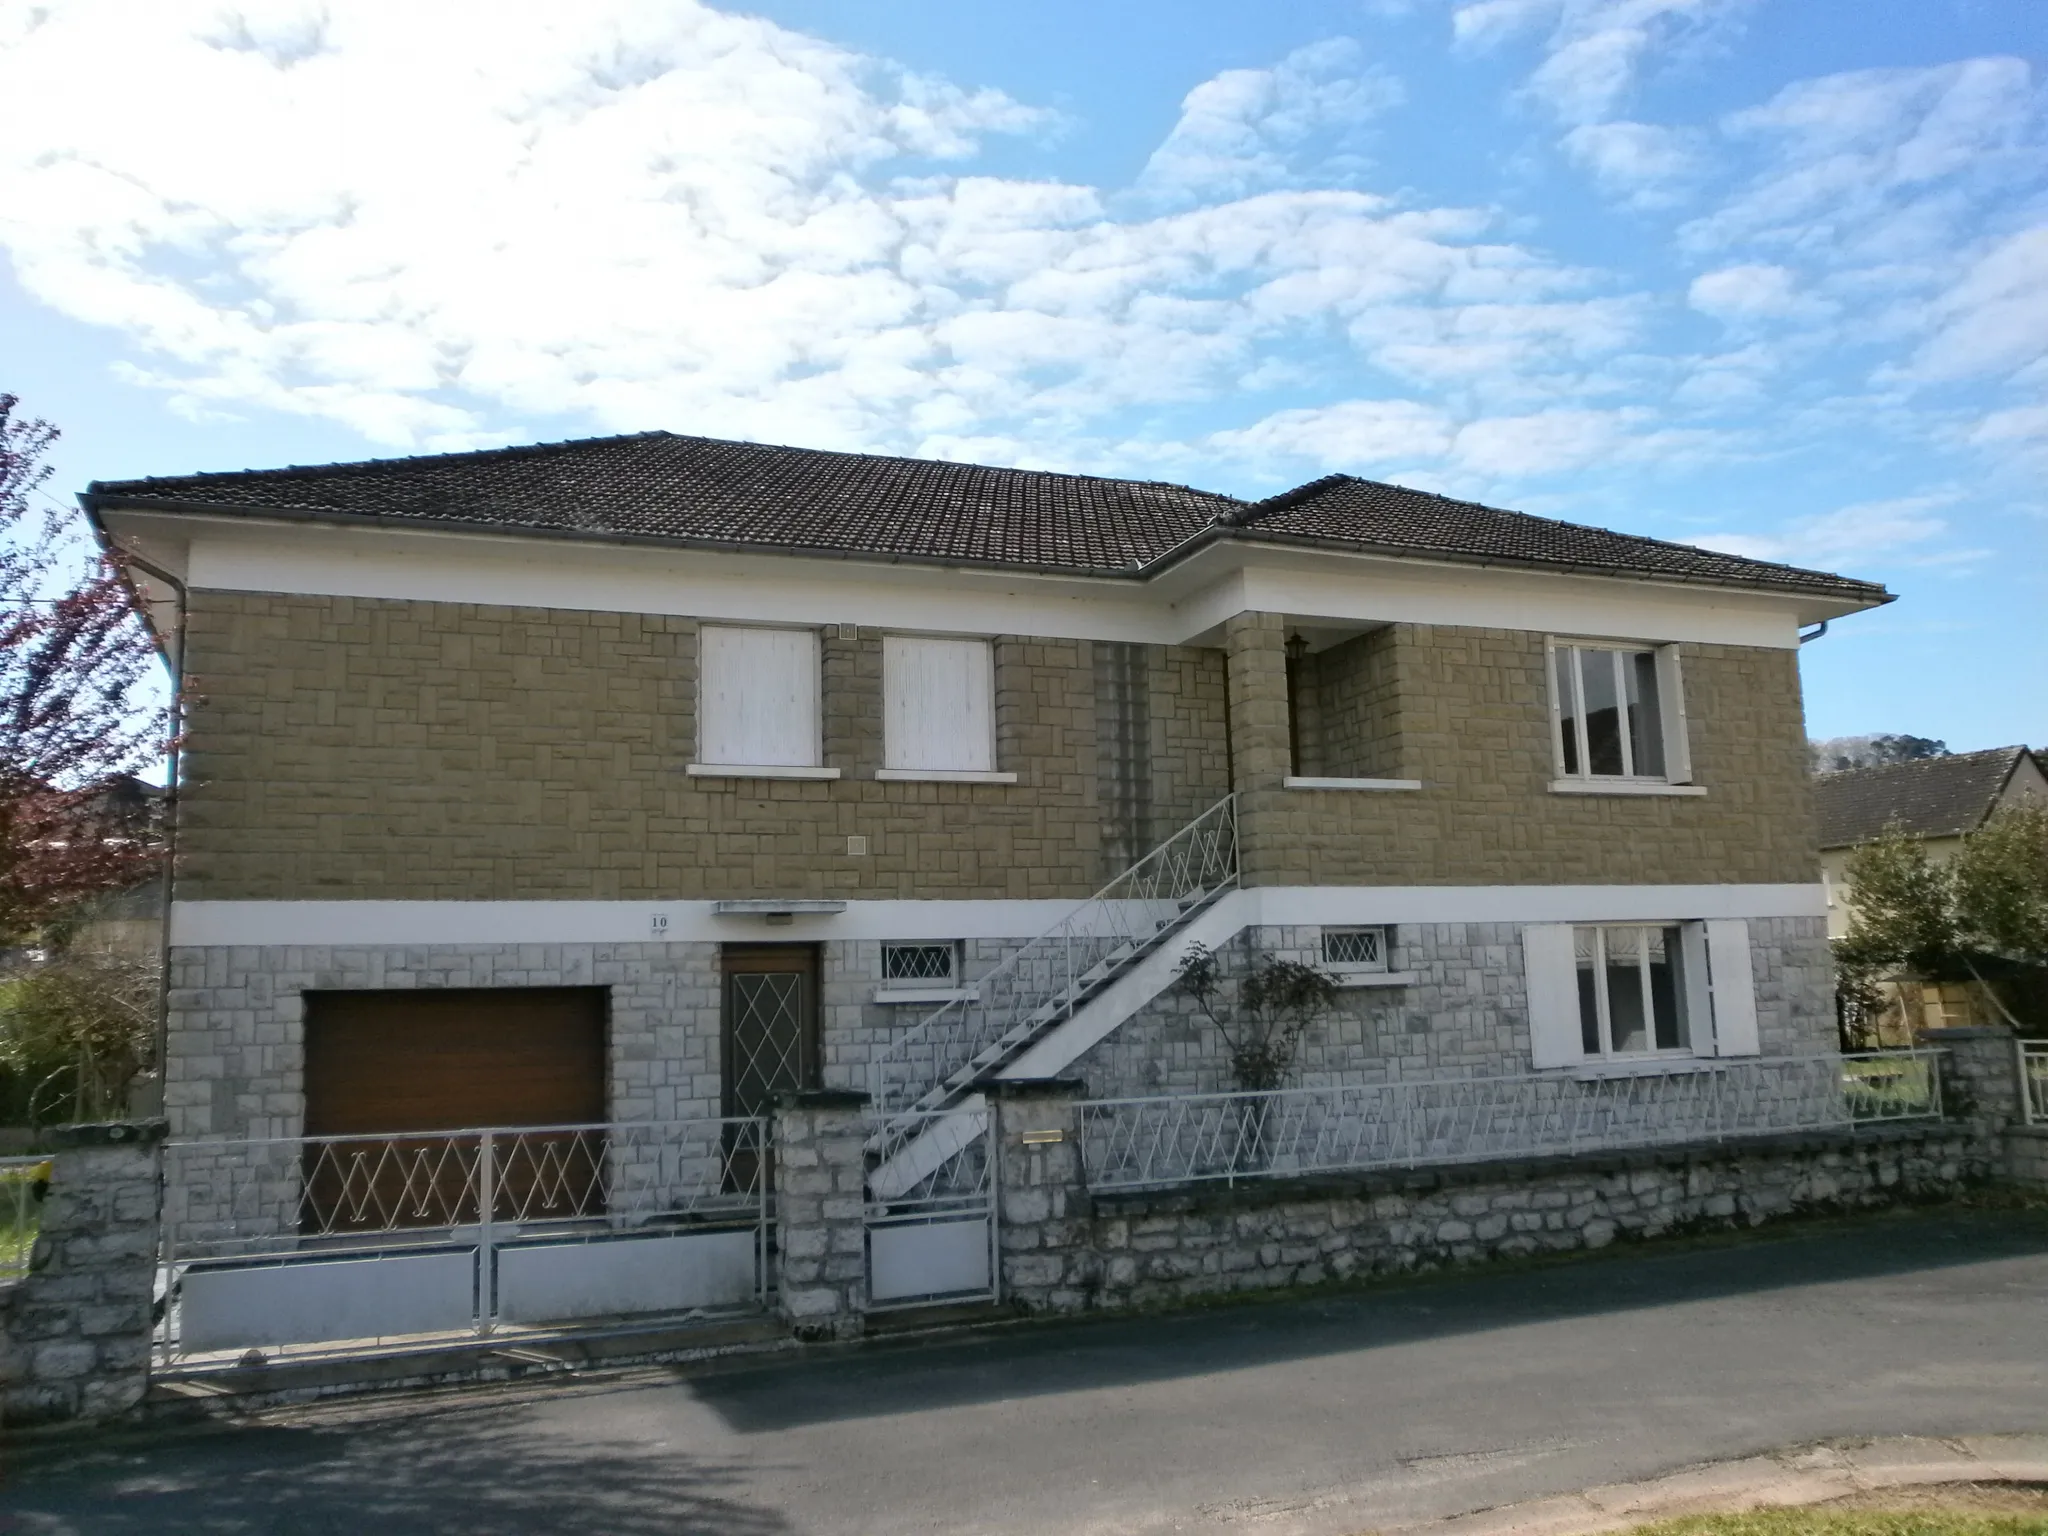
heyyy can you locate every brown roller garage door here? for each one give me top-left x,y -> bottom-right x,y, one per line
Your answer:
301,988 -> 607,1233
304,988 -> 606,1135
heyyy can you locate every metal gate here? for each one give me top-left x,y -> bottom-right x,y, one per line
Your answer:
864,1101 -> 998,1309
159,1116 -> 769,1363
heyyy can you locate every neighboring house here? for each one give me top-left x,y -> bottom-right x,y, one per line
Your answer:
83,432 -> 1890,1155
1815,747 -> 2048,941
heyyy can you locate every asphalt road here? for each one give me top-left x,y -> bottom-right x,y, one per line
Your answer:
6,1207 -> 2047,1536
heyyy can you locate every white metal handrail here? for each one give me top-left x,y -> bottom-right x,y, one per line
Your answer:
1,1154 -> 50,1285
868,795 -> 1238,1122
1078,1051 -> 1944,1192
162,1116 -> 769,1263
2022,1041 -> 2048,1126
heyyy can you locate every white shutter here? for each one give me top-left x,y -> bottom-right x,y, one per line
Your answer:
698,626 -> 818,767
1680,922 -> 1715,1058
1705,918 -> 1760,1057
1654,645 -> 1692,783
1522,923 -> 1583,1069
884,636 -> 994,772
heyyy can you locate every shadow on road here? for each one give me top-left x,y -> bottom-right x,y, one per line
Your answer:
1,1414 -> 797,1536
687,1204 -> 2048,1434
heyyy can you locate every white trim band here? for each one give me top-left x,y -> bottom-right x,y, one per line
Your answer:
873,769 -> 1019,784
1548,779 -> 1708,797
169,883 -> 1825,947
685,763 -> 840,781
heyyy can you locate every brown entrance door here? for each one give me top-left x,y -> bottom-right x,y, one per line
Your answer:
300,987 -> 608,1233
722,945 -> 820,1190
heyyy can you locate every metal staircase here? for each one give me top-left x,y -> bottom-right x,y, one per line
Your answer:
866,796 -> 1239,1198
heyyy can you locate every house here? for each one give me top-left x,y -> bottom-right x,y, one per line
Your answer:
83,431 -> 1890,1161
1815,746 -> 2047,1035
1816,747 -> 2048,938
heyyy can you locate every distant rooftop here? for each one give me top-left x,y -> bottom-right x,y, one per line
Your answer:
1814,746 -> 2039,848
88,430 -> 1891,601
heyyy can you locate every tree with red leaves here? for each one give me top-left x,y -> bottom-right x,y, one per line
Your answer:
0,394 -> 172,940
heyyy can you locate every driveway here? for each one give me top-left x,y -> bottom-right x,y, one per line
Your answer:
6,1206 -> 2047,1536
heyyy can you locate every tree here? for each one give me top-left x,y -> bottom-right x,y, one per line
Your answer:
1176,941 -> 1339,1092
1811,734 -> 1949,774
0,394 -> 171,939
0,947 -> 156,1125
1838,806 -> 2048,1031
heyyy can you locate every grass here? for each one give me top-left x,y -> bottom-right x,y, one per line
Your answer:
1632,1492 -> 2048,1536
0,1158 -> 49,1279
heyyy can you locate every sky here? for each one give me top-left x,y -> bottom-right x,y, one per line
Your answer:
0,0 -> 2043,749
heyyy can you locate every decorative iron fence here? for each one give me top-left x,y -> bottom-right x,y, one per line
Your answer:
160,1117 -> 770,1360
0,1155 -> 49,1284
1078,1052 -> 1944,1193
2023,1041 -> 2048,1126
868,795 -> 1237,1121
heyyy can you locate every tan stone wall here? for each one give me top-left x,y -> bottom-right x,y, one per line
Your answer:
1231,621 -> 1818,887
181,594 -> 1815,899
179,591 -> 1102,900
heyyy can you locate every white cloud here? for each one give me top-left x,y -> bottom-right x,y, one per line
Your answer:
1560,120 -> 1702,205
1455,0 -> 1753,126
1694,493 -> 1958,568
1686,263 -> 1830,323
0,3 -> 1639,457
1136,38 -> 1403,204
1450,406 -> 1716,476
1204,399 -> 1457,467
1902,227 -> 2048,384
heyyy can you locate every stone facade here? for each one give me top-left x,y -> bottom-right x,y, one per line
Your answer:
179,591 -> 1817,901
0,1122 -> 163,1425
179,594 -> 1103,902
1070,917 -> 1837,1099
1225,620 -> 1821,889
165,942 -> 724,1139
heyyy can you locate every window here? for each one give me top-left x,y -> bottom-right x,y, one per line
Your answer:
882,942 -> 957,984
697,626 -> 820,768
1550,641 -> 1690,784
1522,919 -> 1760,1070
883,635 -> 997,774
1321,927 -> 1389,974
1573,925 -> 1689,1057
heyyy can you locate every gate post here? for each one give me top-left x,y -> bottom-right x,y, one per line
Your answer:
772,1089 -> 869,1340
1,1120 -> 166,1426
988,1079 -> 1092,1313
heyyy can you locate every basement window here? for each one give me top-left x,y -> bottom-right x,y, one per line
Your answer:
1321,927 -> 1389,975
882,942 -> 958,985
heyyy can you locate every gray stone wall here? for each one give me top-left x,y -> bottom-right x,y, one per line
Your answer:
165,942 -> 723,1140
1070,917 -> 1837,1099
0,1122 -> 163,1425
996,1115 -> 1988,1315
771,1091 -> 868,1339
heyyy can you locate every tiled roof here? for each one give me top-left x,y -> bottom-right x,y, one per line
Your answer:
1232,475 -> 1884,599
88,431 -> 1888,600
1813,747 -> 2034,848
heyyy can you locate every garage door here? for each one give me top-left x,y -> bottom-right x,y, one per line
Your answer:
302,988 -> 607,1232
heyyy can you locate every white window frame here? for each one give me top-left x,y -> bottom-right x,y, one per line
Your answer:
1523,918 -> 1759,1072
1320,927 -> 1390,975
873,940 -> 974,1004
1571,923 -> 1695,1063
688,624 -> 836,780
877,633 -> 1013,783
1545,638 -> 1696,794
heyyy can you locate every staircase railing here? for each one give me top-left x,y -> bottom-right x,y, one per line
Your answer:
868,795 -> 1238,1121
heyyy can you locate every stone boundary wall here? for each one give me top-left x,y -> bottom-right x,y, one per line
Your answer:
772,1090 -> 869,1341
0,1122 -> 164,1426
990,1082 -> 1997,1316
2008,1125 -> 2048,1191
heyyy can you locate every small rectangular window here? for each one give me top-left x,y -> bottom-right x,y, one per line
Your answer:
1321,927 -> 1389,973
698,625 -> 820,767
1572,924 -> 1690,1058
884,635 -> 996,773
881,942 -> 958,984
1551,642 -> 1683,783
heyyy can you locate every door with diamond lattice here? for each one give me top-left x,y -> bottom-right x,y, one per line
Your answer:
721,946 -> 820,1191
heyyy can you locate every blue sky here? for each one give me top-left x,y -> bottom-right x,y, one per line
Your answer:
1,0 -> 2043,748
